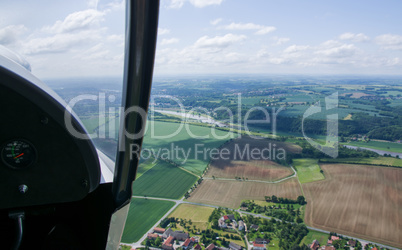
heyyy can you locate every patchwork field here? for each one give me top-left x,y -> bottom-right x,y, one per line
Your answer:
293,158 -> 325,183
142,121 -> 235,175
132,160 -> 197,199
320,157 -> 402,168
303,164 -> 402,248
188,178 -> 302,209
205,136 -> 296,181
169,204 -> 215,230
121,198 -> 175,243
206,160 -> 293,181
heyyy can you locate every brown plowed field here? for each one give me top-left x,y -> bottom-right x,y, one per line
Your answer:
205,136 -> 300,181
188,178 -> 302,209
304,164 -> 402,248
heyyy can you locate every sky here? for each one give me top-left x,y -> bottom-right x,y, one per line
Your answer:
1,0 -> 402,78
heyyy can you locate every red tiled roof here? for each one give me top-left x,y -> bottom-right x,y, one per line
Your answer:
147,233 -> 160,239
164,236 -> 174,246
331,236 -> 339,241
223,215 -> 229,220
253,243 -> 265,248
310,241 -> 319,250
194,244 -> 201,249
183,238 -> 191,247
154,227 -> 166,233
206,243 -> 216,250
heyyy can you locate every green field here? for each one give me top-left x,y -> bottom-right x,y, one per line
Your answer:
132,160 -> 198,199
142,121 -> 235,175
320,157 -> 402,167
136,158 -> 158,179
121,198 -> 175,243
293,159 -> 325,183
300,230 -> 329,246
343,140 -> 402,153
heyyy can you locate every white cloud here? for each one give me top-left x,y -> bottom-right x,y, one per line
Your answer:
194,33 -> 246,48
210,18 -> 223,26
107,34 -> 124,42
315,43 -> 357,58
158,28 -> 170,35
375,34 -> 402,50
222,22 -> 276,35
165,0 -> 186,9
189,0 -> 224,8
22,29 -> 102,55
42,9 -> 105,34
0,25 -> 26,46
339,32 -> 369,42
284,45 -> 310,54
161,38 -> 179,45
272,37 -> 290,45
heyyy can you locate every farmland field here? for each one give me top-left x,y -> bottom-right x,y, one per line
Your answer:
136,157 -> 157,179
142,121 -> 235,175
188,178 -> 302,209
303,164 -> 402,248
121,198 -> 175,243
132,160 -> 197,199
320,157 -> 402,168
293,158 -> 325,183
205,136 -> 295,181
169,204 -> 215,230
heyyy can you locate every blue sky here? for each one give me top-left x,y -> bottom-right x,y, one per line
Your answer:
1,0 -> 402,78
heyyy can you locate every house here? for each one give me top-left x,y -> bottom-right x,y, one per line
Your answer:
229,242 -> 242,250
147,233 -> 160,240
253,243 -> 266,250
154,227 -> 166,234
321,246 -> 335,250
219,218 -> 227,228
327,236 -> 340,245
250,224 -> 259,231
223,215 -> 229,221
193,243 -> 202,250
182,237 -> 196,249
227,214 -> 235,221
240,207 -> 248,211
206,243 -> 216,250
309,240 -> 319,250
162,236 -> 175,250
238,221 -> 245,231
347,240 -> 356,247
254,238 -> 269,244
163,228 -> 189,241
331,236 -> 339,241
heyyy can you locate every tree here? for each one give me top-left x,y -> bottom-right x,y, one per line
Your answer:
297,196 -> 306,205
271,195 -> 278,203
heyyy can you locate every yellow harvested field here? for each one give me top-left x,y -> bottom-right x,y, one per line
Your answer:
168,204 -> 214,230
304,164 -> 402,248
205,136 -> 298,181
188,178 -> 302,209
